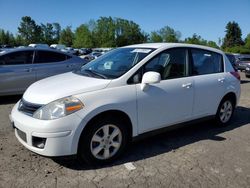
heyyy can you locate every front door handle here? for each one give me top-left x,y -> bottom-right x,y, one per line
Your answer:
182,83 -> 192,88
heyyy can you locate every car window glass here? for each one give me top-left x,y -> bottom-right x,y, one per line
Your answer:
191,49 -> 223,75
239,57 -> 250,62
144,48 -> 187,80
78,48 -> 154,79
35,51 -> 67,63
0,51 -> 33,65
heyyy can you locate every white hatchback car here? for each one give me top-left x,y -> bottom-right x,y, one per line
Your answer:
10,43 -> 241,164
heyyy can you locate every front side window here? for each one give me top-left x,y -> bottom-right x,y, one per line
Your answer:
35,51 -> 68,63
0,51 -> 33,65
191,49 -> 223,75
75,48 -> 154,79
144,48 -> 187,80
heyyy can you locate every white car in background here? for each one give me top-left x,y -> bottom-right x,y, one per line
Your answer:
50,44 -> 66,50
10,43 -> 241,165
28,44 -> 49,48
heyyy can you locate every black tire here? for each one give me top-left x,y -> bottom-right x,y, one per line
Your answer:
77,116 -> 129,165
215,98 -> 235,126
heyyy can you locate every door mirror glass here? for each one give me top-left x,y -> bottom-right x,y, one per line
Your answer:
141,71 -> 161,91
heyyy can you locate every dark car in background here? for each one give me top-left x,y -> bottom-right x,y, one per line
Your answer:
0,48 -> 86,96
245,65 -> 250,78
236,55 -> 250,71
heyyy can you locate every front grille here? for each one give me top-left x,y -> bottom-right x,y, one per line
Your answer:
16,128 -> 27,142
18,99 -> 42,116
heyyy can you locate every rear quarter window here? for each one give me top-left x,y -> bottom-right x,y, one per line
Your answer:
191,49 -> 223,75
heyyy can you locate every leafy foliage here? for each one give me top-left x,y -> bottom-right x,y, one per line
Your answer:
59,26 -> 74,46
150,26 -> 181,42
0,17 -> 249,54
18,16 -> 43,45
222,21 -> 244,49
73,24 -> 93,48
184,34 -> 219,49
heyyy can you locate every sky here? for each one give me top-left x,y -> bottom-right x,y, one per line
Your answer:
0,0 -> 250,44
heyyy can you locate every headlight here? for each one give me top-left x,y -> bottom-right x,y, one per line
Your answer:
33,96 -> 84,120
246,67 -> 250,71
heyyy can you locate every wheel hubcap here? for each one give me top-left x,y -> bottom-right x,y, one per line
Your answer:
219,100 -> 233,123
90,124 -> 122,160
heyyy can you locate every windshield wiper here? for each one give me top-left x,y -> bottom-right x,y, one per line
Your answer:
84,69 -> 108,79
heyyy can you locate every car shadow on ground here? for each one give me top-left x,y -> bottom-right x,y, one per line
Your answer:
53,106 -> 250,170
241,80 -> 250,84
0,95 -> 22,105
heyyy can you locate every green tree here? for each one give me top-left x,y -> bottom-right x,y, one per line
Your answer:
59,26 -> 74,46
184,34 -> 219,49
94,17 -> 116,47
114,18 -> 147,46
150,31 -> 163,42
244,33 -> 250,49
15,35 -> 25,46
207,41 -> 219,49
52,23 -> 61,43
159,26 -> 181,42
73,24 -> 94,48
18,16 -> 42,45
222,21 -> 244,49
149,26 -> 181,43
41,23 -> 54,45
0,29 -> 16,46
184,33 -> 207,45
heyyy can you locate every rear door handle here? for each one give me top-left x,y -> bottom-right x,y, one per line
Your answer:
182,83 -> 192,88
218,78 -> 225,83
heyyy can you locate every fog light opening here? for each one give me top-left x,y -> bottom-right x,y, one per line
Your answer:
32,136 -> 46,149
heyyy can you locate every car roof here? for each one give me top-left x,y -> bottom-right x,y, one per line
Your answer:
0,47 -> 73,56
124,43 -> 223,54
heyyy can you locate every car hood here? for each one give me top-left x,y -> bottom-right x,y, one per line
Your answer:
23,72 -> 111,104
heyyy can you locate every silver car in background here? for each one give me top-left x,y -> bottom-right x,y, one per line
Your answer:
0,48 -> 86,96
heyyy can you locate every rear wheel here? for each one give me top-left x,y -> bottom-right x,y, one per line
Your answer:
78,116 -> 129,165
215,98 -> 235,125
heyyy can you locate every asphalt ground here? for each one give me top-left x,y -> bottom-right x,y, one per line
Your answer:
0,72 -> 250,188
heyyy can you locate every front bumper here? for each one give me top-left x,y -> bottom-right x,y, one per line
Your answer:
10,102 -> 83,156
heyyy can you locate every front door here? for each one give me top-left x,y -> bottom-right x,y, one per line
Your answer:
136,48 -> 194,133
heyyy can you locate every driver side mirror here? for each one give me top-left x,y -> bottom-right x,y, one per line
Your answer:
141,71 -> 161,91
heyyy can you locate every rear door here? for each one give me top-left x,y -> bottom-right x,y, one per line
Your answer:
190,48 -> 226,118
33,50 -> 76,81
0,50 -> 35,95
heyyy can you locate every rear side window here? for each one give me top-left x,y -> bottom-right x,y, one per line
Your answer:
35,51 -> 68,63
0,51 -> 33,65
190,49 -> 223,75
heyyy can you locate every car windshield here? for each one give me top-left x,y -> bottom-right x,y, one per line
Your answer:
74,47 -> 154,79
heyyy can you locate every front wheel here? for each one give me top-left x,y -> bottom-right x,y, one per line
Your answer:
215,98 -> 235,125
78,117 -> 129,165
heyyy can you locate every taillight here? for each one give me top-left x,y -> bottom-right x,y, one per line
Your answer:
230,71 -> 240,81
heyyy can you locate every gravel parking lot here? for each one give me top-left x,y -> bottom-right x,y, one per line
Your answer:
0,72 -> 250,188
